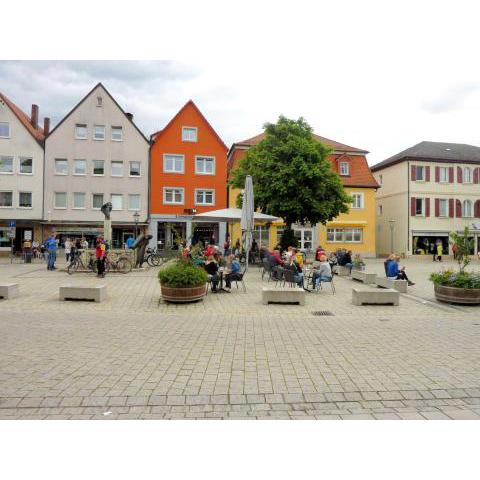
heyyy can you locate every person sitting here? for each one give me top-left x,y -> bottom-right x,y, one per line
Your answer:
293,248 -> 304,269
224,255 -> 242,290
338,249 -> 353,273
387,255 -> 415,286
328,252 -> 338,273
315,245 -> 326,261
384,253 -> 395,276
271,249 -> 284,266
311,254 -> 332,290
289,258 -> 304,288
204,255 -> 220,293
205,243 -> 215,257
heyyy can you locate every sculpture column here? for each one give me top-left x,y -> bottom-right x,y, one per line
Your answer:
104,219 -> 112,245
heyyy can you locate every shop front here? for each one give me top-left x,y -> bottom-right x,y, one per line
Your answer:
0,220 -> 43,254
413,229 -> 480,256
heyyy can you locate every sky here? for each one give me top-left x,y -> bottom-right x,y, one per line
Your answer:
3,3 -> 480,166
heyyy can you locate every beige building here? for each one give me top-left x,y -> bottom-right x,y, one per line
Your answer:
372,141 -> 480,257
44,83 -> 150,248
0,93 -> 48,252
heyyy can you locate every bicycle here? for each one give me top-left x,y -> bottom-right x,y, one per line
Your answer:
94,251 -> 133,274
145,247 -> 165,267
67,251 -> 96,275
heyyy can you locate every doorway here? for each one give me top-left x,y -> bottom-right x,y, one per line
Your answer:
294,227 -> 313,251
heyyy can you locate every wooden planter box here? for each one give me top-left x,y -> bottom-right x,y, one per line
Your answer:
160,284 -> 206,303
434,284 -> 480,305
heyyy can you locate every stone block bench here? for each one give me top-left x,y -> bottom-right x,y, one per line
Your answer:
351,270 -> 377,284
376,277 -> 407,293
262,287 -> 305,305
352,287 -> 399,306
0,283 -> 19,300
337,266 -> 350,276
59,285 -> 107,302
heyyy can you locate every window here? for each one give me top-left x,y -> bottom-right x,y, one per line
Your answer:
163,154 -> 184,173
182,127 -> 198,142
464,167 -> 472,183
73,192 -> 85,209
163,187 -> 184,205
129,161 -> 141,177
111,194 -> 123,210
351,193 -> 364,209
253,226 -> 270,247
75,124 -> 87,139
111,126 -> 123,141
379,175 -> 383,185
0,155 -> 14,173
128,194 -> 140,211
439,199 -> 448,217
378,205 -> 383,215
92,193 -> 104,209
463,200 -> 473,217
415,198 -> 424,216
0,122 -> 10,138
195,156 -> 215,175
54,192 -> 67,209
74,159 -> 86,175
92,160 -> 104,175
93,125 -> 105,140
55,159 -> 68,175
195,189 -> 215,206
439,167 -> 448,182
415,166 -> 424,181
96,96 -> 103,107
19,192 -> 32,208
111,161 -> 123,177
0,191 -> 13,207
19,157 -> 33,174
326,227 -> 363,243
340,162 -> 349,176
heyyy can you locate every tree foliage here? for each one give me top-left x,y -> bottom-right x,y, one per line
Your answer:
230,116 -> 351,227
450,226 -> 473,273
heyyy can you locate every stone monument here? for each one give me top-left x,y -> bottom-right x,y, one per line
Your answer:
132,233 -> 153,268
101,202 -> 113,245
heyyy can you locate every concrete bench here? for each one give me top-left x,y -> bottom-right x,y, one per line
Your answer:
352,287 -> 399,306
0,283 -> 19,299
337,266 -> 350,276
262,287 -> 305,305
376,277 -> 407,293
351,270 -> 377,284
59,285 -> 107,302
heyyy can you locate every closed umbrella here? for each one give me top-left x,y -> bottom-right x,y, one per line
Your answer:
241,175 -> 254,269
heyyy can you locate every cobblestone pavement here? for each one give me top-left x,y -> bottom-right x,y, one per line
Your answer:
1,256 -> 479,419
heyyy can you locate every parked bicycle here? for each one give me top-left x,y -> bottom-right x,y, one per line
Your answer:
67,250 -> 96,275
145,247 -> 165,267
97,251 -> 133,274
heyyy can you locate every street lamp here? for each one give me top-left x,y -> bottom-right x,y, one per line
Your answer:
133,211 -> 140,239
388,219 -> 396,253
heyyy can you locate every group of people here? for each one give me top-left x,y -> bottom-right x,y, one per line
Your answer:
384,254 -> 415,286
63,237 -> 89,263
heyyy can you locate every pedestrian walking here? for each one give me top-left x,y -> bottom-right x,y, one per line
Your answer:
64,238 -> 72,262
452,243 -> 459,261
432,243 -> 437,262
44,233 -> 57,271
95,237 -> 106,278
437,243 -> 443,262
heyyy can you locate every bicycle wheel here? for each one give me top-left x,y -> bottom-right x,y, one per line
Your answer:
67,261 -> 78,275
146,255 -> 154,267
150,254 -> 161,266
116,257 -> 132,273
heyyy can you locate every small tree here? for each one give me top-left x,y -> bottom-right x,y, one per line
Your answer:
449,226 -> 473,273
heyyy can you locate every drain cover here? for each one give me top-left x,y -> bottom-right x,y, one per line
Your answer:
312,311 -> 334,316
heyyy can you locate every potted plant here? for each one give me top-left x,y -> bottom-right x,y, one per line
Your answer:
430,227 -> 480,305
352,253 -> 366,271
158,259 -> 208,303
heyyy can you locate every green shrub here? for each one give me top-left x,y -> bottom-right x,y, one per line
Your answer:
430,270 -> 480,289
158,259 -> 208,288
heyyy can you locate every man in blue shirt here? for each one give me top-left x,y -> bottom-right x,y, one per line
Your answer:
224,254 -> 242,290
126,236 -> 135,249
44,233 -> 57,271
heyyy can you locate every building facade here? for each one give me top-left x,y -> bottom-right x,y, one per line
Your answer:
227,133 -> 378,256
44,83 -> 150,248
0,93 -> 47,252
149,100 -> 228,249
372,141 -> 480,256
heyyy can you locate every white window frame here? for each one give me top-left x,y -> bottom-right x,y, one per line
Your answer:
195,156 -> 216,175
351,192 -> 364,209
163,187 -> 184,205
54,192 -> 67,209
111,161 -> 124,177
0,155 -> 14,174
73,159 -> 87,176
415,198 -> 425,216
439,198 -> 448,217
93,125 -> 106,141
439,167 -> 448,183
111,126 -> 123,142
75,124 -> 87,139
128,194 -> 141,211
92,193 -> 104,210
0,122 -> 11,138
73,192 -> 86,210
195,189 -> 215,206
18,191 -> 33,209
54,158 -> 68,176
0,190 -> 13,208
415,165 -> 425,181
340,162 -> 349,176
462,200 -> 473,218
163,154 -> 185,174
326,227 -> 363,243
19,157 -> 33,175
92,160 -> 105,176
111,194 -> 123,211
182,126 -> 198,142
463,167 -> 472,183
129,161 -> 141,177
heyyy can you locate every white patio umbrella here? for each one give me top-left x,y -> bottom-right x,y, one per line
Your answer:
241,175 -> 255,269
193,208 -> 277,223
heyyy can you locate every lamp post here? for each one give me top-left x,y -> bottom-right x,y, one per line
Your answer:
388,219 -> 396,253
133,211 -> 140,239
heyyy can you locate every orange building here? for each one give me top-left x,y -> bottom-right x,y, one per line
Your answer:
149,100 -> 228,248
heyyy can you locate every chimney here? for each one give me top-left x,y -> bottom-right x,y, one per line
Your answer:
126,112 -> 133,121
31,104 -> 39,129
43,117 -> 50,136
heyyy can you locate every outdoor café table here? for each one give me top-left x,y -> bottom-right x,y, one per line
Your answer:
216,267 -> 230,293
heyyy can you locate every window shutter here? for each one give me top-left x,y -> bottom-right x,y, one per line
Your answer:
474,168 -> 480,184
456,199 -> 462,217
425,166 -> 430,181
457,166 -> 463,183
475,200 -> 480,218
411,165 -> 416,181
425,197 -> 430,217
449,198 -> 454,217
411,197 -> 416,216
449,167 -> 454,183
435,198 -> 440,217
435,166 -> 440,182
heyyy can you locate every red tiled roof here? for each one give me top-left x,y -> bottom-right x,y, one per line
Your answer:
0,92 -> 45,143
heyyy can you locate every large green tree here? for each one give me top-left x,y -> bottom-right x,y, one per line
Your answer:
230,116 -> 351,229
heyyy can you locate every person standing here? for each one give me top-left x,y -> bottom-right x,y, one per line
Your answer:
64,238 -> 72,262
44,233 -> 57,271
432,243 -> 437,262
452,243 -> 459,261
437,243 -> 443,262
95,237 -> 106,278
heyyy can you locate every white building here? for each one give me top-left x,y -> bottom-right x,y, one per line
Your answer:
44,83 -> 150,248
372,141 -> 480,257
0,93 -> 47,252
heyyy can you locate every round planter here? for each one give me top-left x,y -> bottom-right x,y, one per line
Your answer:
160,284 -> 206,303
434,284 -> 480,305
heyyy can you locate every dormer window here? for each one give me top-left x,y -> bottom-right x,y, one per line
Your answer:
0,122 -> 10,138
340,162 -> 349,176
97,96 -> 103,107
182,126 -> 197,142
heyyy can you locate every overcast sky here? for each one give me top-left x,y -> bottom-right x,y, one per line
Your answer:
3,3 -> 480,165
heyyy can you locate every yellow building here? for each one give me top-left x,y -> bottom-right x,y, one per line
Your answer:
227,133 -> 378,257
